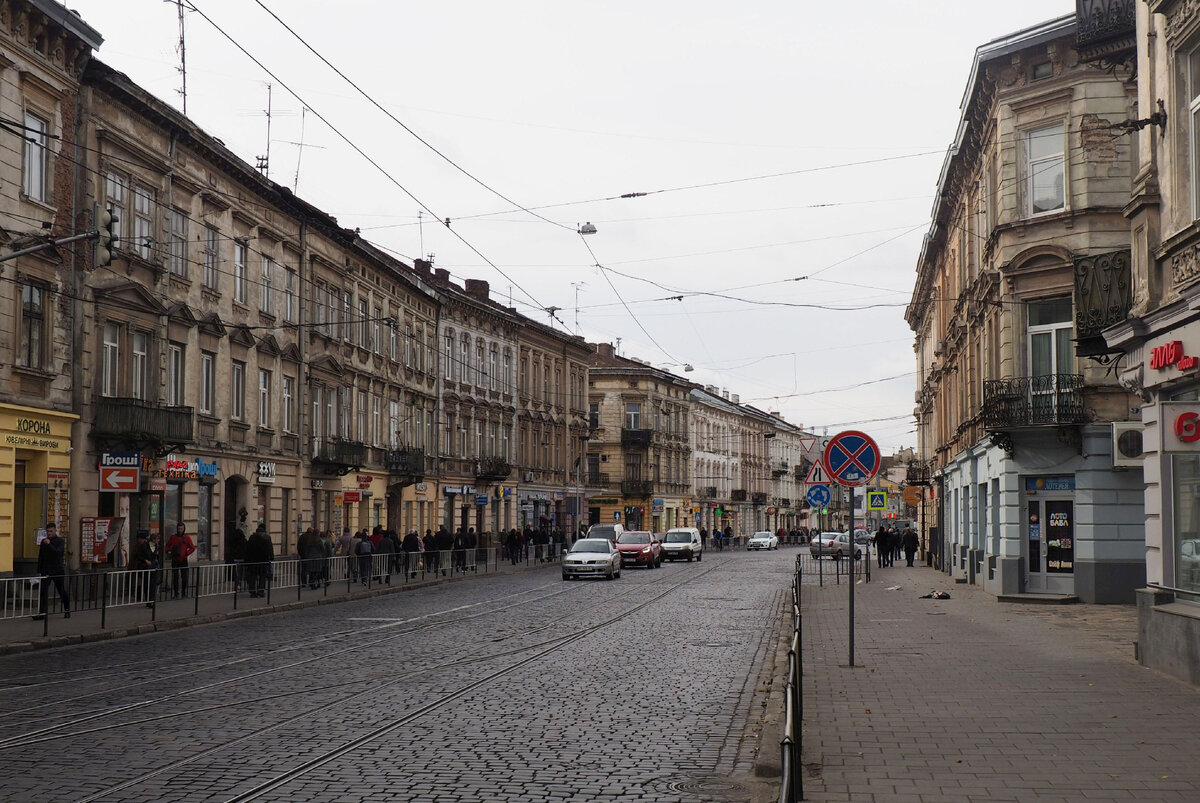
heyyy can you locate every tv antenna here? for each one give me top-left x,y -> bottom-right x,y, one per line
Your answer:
173,0 -> 188,114
255,83 -> 272,178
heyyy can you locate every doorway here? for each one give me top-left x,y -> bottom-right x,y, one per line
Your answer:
1026,497 -> 1075,594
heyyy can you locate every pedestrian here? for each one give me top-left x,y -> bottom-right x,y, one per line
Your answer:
435,526 -> 454,576
874,525 -> 888,568
402,530 -> 422,577
337,527 -> 355,580
355,531 -> 373,585
506,528 -> 521,565
135,530 -> 161,607
723,525 -> 733,550
244,523 -> 274,597
164,522 -> 196,598
373,528 -> 394,584
902,526 -> 919,567
33,522 -> 69,620
302,528 -> 326,589
225,522 -> 247,591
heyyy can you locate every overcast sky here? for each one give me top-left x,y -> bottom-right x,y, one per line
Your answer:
73,0 -> 1076,453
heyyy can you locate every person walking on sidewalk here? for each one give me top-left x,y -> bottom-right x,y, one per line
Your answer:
244,524 -> 274,597
135,531 -> 161,607
225,522 -> 247,591
165,523 -> 196,599
874,525 -> 888,568
902,526 -> 919,567
34,522 -> 69,620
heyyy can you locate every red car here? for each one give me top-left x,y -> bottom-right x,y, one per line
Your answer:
615,530 -> 663,568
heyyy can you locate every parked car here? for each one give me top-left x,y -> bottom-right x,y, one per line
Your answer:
747,531 -> 779,550
615,530 -> 663,568
562,538 -> 622,580
662,527 -> 703,562
809,532 -> 863,561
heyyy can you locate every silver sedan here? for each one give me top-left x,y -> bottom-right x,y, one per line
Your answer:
562,538 -> 622,580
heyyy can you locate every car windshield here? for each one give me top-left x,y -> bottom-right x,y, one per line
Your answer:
571,540 -> 610,553
665,533 -> 692,543
616,532 -> 652,544
587,526 -> 619,540
752,532 -> 771,539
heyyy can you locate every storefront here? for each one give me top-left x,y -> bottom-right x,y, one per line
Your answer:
0,403 -> 76,574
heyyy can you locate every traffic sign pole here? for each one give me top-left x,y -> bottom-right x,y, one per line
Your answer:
823,430 -> 881,669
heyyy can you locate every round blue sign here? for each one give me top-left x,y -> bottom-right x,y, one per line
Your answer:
806,484 -> 830,508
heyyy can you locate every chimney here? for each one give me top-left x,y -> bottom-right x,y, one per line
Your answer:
769,411 -> 780,417
434,268 -> 450,283
413,258 -> 433,276
732,394 -> 740,404
597,342 -> 615,359
722,389 -> 729,400
464,279 -> 490,301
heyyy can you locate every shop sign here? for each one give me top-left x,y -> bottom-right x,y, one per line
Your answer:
652,498 -> 664,514
356,474 -> 373,490
343,491 -> 361,503
100,452 -> 140,492
311,479 -> 325,490
553,492 -> 564,500
150,478 -> 167,492
1149,340 -> 1199,371
1163,402 -> 1200,452
415,482 -> 428,497
475,493 -> 489,506
4,414 -> 63,450
257,461 -> 277,483
1024,476 -> 1075,493
155,453 -> 219,481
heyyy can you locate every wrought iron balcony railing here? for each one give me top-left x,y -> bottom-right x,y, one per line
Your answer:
752,492 -> 768,505
621,479 -> 654,496
778,497 -> 791,507
905,463 -> 931,487
701,486 -> 717,499
1074,249 -> 1131,357
731,488 -> 748,502
385,447 -> 425,476
312,436 -> 366,474
474,455 -> 512,482
982,374 -> 1086,429
93,397 -> 194,455
621,427 -> 652,448
585,471 -> 609,486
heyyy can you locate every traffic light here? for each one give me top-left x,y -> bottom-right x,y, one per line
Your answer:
94,204 -> 117,268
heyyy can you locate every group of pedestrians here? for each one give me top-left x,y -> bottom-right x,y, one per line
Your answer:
873,524 -> 920,567
503,525 -> 564,565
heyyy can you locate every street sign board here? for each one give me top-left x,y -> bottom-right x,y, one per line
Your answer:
823,430 -> 881,487
903,486 -> 922,506
867,490 -> 887,511
100,466 -> 139,492
804,461 -> 830,485
806,484 -> 830,508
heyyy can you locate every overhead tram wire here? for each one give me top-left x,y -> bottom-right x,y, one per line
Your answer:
249,0 -> 574,235
183,1 -> 551,316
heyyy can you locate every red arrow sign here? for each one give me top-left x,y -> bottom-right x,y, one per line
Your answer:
100,466 -> 139,491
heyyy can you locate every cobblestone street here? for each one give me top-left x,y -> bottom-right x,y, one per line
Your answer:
0,549 -> 795,802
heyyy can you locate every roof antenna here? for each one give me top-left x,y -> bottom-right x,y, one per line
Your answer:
255,83 -> 272,178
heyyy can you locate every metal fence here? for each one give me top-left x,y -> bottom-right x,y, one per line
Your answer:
0,546 -> 520,637
779,553 -> 803,803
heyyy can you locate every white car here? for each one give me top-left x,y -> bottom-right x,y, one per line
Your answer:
562,538 -> 622,580
662,527 -> 703,562
747,531 -> 779,550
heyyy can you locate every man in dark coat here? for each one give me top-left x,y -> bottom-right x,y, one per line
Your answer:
135,531 -> 161,607
226,523 -> 248,591
902,526 -> 920,567
434,526 -> 454,576
244,524 -> 274,597
34,522 -> 69,620
452,528 -> 469,573
874,525 -> 889,568
373,529 -> 394,584
402,530 -> 422,578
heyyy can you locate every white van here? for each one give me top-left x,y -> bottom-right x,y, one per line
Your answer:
662,527 -> 703,562
586,523 -> 624,543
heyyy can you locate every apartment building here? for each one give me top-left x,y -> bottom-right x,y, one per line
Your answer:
907,15 -> 1144,603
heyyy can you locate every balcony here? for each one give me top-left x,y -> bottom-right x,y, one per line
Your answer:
621,428 -> 652,448
778,497 -> 791,507
385,447 -> 425,481
752,492 -> 768,505
731,488 -> 748,502
585,471 -> 610,487
701,486 -> 717,499
905,463 -> 931,487
93,397 -> 194,456
474,455 -> 512,482
312,436 -> 366,475
1074,249 -> 1132,358
621,479 -> 654,496
1075,0 -> 1135,64
772,460 -> 789,478
982,374 -> 1086,429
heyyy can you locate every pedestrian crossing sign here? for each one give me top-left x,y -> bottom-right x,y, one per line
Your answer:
867,491 -> 887,511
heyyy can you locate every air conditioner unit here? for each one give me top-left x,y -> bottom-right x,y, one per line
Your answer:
1112,422 -> 1145,468
914,390 -> 922,403
522,471 -> 534,482
933,340 -> 945,356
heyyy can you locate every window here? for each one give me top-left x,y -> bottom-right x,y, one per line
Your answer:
340,387 -> 351,438
460,336 -> 469,381
168,209 -> 188,277
589,402 -> 600,430
389,401 -> 400,447
373,307 -> 382,354
167,343 -> 185,406
625,402 -> 642,429
490,346 -> 498,392
19,283 -> 44,370
1026,124 -> 1065,216
372,394 -> 381,445
342,292 -> 352,341
106,173 -> 126,247
133,184 -> 154,260
406,324 -> 415,367
231,361 -> 245,421
444,334 -> 454,379
259,369 -> 272,428
327,287 -> 338,336
102,323 -> 120,397
359,299 -> 369,347
357,390 -> 367,440
476,343 -> 485,387
23,111 -> 48,202
233,242 -> 247,303
131,332 -> 149,400
313,281 -> 326,328
200,352 -> 215,414
1188,44 -> 1200,219
282,375 -> 294,433
416,327 -> 426,372
1027,297 -> 1074,420
284,269 -> 296,322
503,351 -> 512,392
390,315 -> 398,361
261,255 -> 274,315
203,226 -> 219,288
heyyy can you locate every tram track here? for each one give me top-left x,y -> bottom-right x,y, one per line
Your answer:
65,561 -> 723,803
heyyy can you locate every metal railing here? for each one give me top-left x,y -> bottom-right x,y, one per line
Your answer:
779,554 -> 803,803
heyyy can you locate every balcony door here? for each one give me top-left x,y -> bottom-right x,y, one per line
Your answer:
1027,297 -> 1073,423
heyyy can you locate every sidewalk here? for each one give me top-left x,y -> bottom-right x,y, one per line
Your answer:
0,555 -> 551,655
799,562 -> 1200,802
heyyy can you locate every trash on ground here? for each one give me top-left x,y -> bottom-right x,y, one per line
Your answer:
886,585 -> 902,591
919,590 -> 951,599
